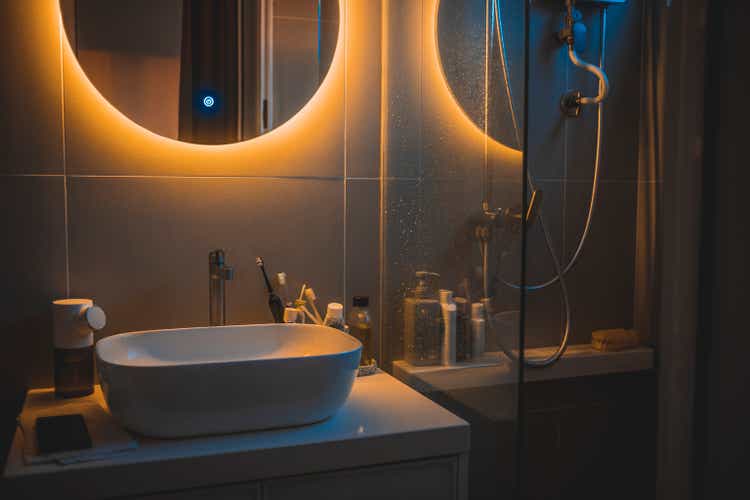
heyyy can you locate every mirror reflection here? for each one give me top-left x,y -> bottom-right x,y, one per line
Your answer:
60,0 -> 339,145
437,0 -> 523,148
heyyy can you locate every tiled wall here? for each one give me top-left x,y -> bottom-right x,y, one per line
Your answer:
0,0 -> 382,406
523,0 -> 644,347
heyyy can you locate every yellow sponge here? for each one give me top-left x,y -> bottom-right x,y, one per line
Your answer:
591,328 -> 640,352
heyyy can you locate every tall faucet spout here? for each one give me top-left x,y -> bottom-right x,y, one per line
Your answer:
209,249 -> 234,326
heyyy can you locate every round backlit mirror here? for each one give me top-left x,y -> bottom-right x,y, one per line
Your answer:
59,0 -> 340,145
437,0 -> 523,148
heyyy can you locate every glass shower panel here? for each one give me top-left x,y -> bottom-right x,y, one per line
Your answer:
381,1 -> 526,498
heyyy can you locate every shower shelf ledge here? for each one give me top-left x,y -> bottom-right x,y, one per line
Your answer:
392,344 -> 654,393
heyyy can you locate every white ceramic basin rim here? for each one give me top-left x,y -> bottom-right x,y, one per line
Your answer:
96,323 -> 362,438
97,323 -> 361,367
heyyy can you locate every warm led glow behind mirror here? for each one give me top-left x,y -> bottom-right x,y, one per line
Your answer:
437,0 -> 524,148
59,0 -> 340,145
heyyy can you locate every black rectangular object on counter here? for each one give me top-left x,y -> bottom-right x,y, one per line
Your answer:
36,414 -> 92,454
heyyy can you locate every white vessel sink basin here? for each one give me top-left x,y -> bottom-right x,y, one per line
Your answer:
96,323 -> 362,438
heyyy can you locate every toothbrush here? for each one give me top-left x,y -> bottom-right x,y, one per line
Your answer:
304,287 -> 324,324
256,257 -> 284,323
294,299 -> 320,325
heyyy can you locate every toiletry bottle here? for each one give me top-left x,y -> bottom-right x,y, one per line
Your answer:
440,290 -> 457,366
455,297 -> 471,362
349,296 -> 373,366
404,271 -> 442,366
53,299 -> 107,398
323,302 -> 347,332
471,302 -> 486,359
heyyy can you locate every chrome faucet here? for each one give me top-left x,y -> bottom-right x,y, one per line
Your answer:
209,249 -> 234,326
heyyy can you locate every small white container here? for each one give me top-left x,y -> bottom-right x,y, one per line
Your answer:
471,302 -> 486,359
283,307 -> 300,323
323,302 -> 346,331
441,302 -> 457,366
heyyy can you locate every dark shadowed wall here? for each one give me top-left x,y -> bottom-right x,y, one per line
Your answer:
695,2 -> 750,498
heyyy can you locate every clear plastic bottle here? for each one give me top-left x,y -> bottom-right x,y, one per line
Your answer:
404,272 -> 442,365
349,296 -> 373,366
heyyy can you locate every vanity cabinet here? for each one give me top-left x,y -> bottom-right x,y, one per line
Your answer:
263,457 -> 462,500
127,457 -> 463,500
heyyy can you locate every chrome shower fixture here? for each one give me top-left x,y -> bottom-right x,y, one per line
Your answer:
558,0 -> 615,117
481,189 -> 543,236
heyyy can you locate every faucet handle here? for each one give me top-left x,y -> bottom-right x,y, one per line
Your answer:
209,249 -> 226,266
209,249 -> 234,280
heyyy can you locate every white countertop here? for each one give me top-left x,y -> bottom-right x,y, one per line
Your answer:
393,344 -> 655,392
2,372 -> 469,499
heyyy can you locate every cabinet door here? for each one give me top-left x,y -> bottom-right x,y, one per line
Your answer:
127,482 -> 260,500
263,457 -> 458,500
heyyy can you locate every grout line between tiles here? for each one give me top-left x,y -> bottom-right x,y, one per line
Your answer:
66,174 -> 350,181
562,46 -> 570,264
0,173 -> 65,177
61,175 -> 422,182
59,15 -> 71,298
535,177 -> 661,184
378,0 -> 388,367
73,176 -> 643,184
343,0 -> 349,307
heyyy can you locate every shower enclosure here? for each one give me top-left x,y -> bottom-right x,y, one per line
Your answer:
378,0 -> 659,498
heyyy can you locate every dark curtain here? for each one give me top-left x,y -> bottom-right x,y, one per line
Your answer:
178,0 -> 239,144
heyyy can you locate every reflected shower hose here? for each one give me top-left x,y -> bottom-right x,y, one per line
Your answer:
484,3 -> 608,367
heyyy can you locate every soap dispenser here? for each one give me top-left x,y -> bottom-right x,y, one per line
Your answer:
404,271 -> 442,366
52,298 -> 107,398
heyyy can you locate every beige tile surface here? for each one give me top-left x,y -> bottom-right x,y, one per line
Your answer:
564,181 -> 637,344
0,176 -> 67,389
67,176 -> 345,340
345,0 -> 382,178
0,1 -> 63,174
346,179 -> 380,359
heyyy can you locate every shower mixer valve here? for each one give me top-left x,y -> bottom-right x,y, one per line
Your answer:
479,189 -> 543,238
